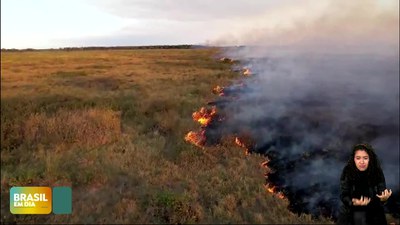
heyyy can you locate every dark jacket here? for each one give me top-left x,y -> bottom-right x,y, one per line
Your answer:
336,166 -> 388,225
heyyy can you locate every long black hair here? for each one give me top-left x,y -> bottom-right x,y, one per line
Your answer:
342,143 -> 385,185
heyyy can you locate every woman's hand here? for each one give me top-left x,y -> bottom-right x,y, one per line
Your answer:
377,189 -> 392,202
352,196 -> 371,206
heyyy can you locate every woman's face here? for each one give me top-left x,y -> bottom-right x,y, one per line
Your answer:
354,150 -> 369,171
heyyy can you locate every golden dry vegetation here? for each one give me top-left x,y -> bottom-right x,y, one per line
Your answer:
1,48 -> 333,224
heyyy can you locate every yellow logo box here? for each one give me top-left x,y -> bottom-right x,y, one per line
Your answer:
10,187 -> 52,214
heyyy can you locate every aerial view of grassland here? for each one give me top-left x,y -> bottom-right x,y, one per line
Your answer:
1,47 -> 338,224
2,0 -> 399,224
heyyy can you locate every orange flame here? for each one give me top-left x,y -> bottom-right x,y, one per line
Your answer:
266,185 -> 276,193
192,106 -> 217,127
264,184 -> 285,199
235,137 -> 250,155
235,137 -> 246,148
243,67 -> 252,76
212,85 -> 225,96
184,130 -> 206,148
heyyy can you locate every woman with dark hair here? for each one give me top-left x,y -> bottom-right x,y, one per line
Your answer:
337,143 -> 392,225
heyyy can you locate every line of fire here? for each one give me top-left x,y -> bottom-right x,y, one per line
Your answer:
185,59 -> 287,204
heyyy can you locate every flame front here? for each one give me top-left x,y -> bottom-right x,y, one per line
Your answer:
235,137 -> 250,155
185,57 -> 287,207
235,137 -> 245,148
264,184 -> 285,199
185,106 -> 218,148
184,130 -> 206,148
192,106 -> 217,127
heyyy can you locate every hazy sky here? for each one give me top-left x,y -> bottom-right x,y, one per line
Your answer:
1,0 -> 398,49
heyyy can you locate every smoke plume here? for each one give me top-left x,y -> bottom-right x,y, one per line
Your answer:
211,0 -> 399,219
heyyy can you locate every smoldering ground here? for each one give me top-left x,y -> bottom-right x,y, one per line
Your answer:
207,0 -> 399,219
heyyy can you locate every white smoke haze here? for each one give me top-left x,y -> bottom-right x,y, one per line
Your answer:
208,0 -> 399,219
85,0 -> 302,21
218,0 -> 399,55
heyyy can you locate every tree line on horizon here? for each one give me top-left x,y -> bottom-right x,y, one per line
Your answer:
1,45 -> 201,52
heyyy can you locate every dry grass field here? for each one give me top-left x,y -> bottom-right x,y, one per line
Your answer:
1,48 -> 333,224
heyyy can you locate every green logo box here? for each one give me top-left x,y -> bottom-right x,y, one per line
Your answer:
52,187 -> 72,214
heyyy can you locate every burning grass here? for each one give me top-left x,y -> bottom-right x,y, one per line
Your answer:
192,106 -> 217,127
184,65 -> 297,211
184,130 -> 206,148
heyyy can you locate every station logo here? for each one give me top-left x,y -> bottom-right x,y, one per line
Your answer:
10,186 -> 72,214
10,187 -> 52,214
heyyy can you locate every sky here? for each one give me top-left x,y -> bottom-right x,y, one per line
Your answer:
1,0 -> 398,49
